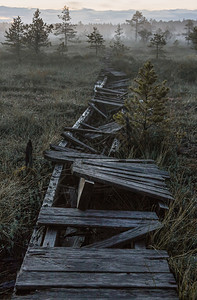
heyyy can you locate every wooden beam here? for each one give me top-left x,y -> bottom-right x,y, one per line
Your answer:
61,132 -> 98,154
84,222 -> 162,248
77,178 -> 94,210
88,102 -> 108,119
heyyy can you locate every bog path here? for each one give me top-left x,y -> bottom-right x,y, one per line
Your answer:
13,59 -> 178,299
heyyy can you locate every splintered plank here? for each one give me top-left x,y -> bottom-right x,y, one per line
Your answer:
72,163 -> 173,202
12,288 -> 178,299
77,178 -> 94,210
61,132 -> 98,153
37,207 -> 160,229
84,222 -> 162,248
44,150 -> 105,163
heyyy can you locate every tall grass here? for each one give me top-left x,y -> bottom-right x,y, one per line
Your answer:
0,49 -> 100,256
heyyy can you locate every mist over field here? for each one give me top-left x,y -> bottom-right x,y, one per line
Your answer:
0,6 -> 197,23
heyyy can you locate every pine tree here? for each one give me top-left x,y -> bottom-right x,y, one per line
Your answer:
2,16 -> 25,62
126,11 -> 146,41
110,24 -> 126,56
184,20 -> 194,45
114,61 -> 169,148
55,6 -> 76,52
150,34 -> 166,59
86,27 -> 104,56
24,9 -> 53,55
138,28 -> 152,43
189,26 -> 197,50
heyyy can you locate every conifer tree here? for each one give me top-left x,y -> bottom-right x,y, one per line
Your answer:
189,26 -> 197,50
184,20 -> 194,45
55,6 -> 76,52
24,9 -> 53,55
114,61 -> 169,147
150,33 -> 166,59
3,16 -> 25,62
138,28 -> 152,43
126,11 -> 146,41
86,27 -> 104,56
110,24 -> 126,56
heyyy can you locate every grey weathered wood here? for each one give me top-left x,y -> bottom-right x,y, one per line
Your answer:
84,222 -> 162,248
63,127 -> 116,135
91,98 -> 123,107
12,288 -> 178,299
37,207 -> 160,229
16,271 -> 177,290
42,228 -> 58,247
61,132 -> 98,153
21,250 -> 169,273
88,102 -> 108,119
72,165 -> 173,202
44,150 -> 106,163
77,178 -> 94,210
38,207 -> 158,220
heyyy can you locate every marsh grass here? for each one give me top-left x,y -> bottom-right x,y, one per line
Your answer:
0,49 -> 100,257
112,47 -> 197,299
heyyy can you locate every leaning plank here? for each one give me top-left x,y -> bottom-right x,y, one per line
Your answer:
12,288 -> 178,300
72,165 -> 173,202
63,127 -> 115,135
44,150 -> 105,163
88,102 -> 108,119
84,222 -> 162,248
61,132 -> 98,154
77,178 -> 94,210
37,207 -> 160,229
16,271 -> 177,290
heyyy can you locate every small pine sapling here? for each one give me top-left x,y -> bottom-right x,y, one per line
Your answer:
114,61 -> 169,154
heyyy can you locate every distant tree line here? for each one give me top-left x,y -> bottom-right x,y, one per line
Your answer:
2,8 -> 197,61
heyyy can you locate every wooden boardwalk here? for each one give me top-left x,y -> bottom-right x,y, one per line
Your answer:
13,63 -> 178,299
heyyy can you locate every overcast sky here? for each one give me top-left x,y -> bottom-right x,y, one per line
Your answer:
1,0 -> 197,10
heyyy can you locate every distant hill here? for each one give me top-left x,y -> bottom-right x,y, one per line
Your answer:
0,6 -> 197,24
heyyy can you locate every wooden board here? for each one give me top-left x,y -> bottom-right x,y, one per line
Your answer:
16,271 -> 177,290
72,163 -> 173,202
13,288 -> 178,299
61,132 -> 98,153
37,207 -> 160,229
38,207 -> 159,220
84,222 -> 162,248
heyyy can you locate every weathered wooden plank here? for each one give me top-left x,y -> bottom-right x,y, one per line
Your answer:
77,178 -> 94,210
88,102 -> 108,119
26,247 -> 169,258
80,121 -> 97,130
42,228 -> 58,247
37,209 -> 159,229
61,132 -> 98,153
13,288 -> 178,299
84,222 -> 162,248
44,150 -> 105,163
22,253 -> 169,273
37,207 -> 159,220
91,98 -> 123,107
72,165 -> 173,202
63,127 -> 115,135
16,271 -> 177,290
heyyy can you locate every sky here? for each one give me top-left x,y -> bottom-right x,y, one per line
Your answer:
0,0 -> 197,10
